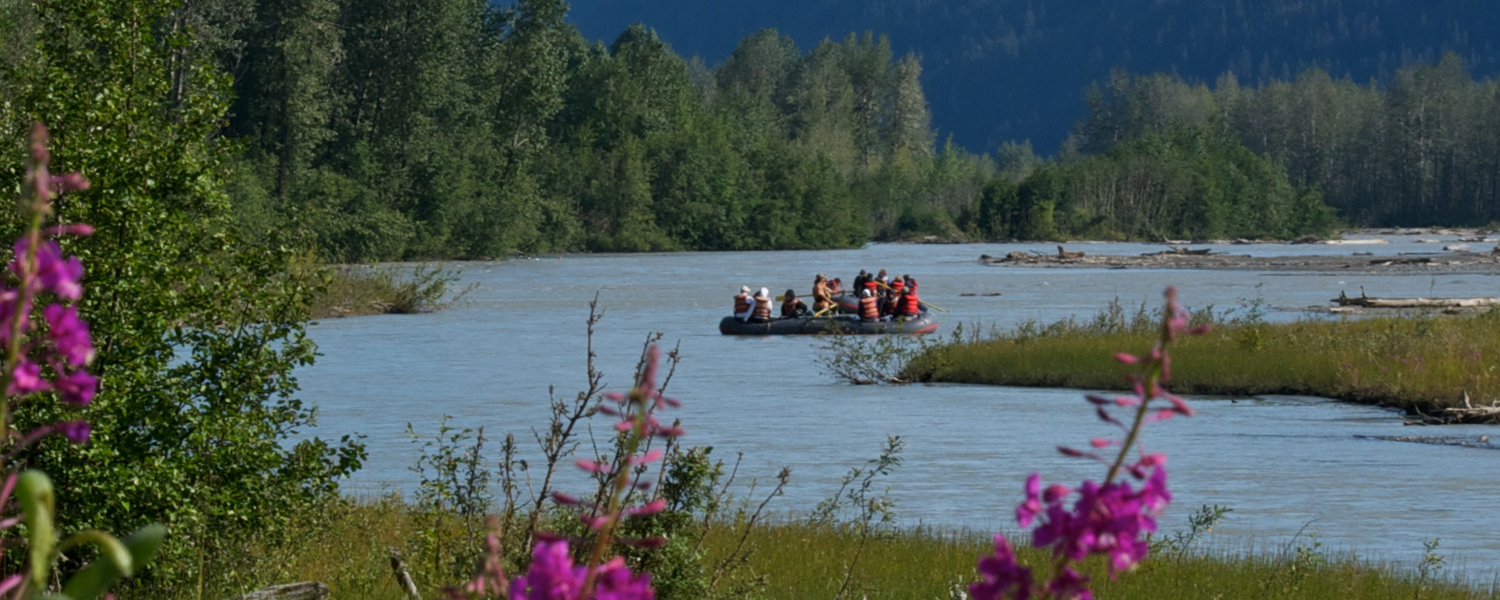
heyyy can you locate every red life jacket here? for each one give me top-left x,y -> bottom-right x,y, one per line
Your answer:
863,280 -> 878,293
891,280 -> 904,293
752,296 -> 772,320
734,293 -> 752,314
859,296 -> 880,321
830,281 -> 841,294
902,292 -> 922,315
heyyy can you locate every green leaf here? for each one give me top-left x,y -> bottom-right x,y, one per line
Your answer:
17,470 -> 56,589
61,523 -> 167,600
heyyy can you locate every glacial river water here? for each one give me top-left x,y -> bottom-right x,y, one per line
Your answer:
298,235 -> 1500,572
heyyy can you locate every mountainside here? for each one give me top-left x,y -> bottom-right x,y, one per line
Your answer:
568,0 -> 1500,154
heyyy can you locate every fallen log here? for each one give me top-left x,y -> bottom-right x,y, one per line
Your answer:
226,582 -> 329,600
1056,245 -> 1085,260
1367,257 -> 1430,266
1332,289 -> 1500,308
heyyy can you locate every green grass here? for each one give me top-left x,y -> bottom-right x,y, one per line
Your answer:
907,308 -> 1500,415
124,501 -> 1497,600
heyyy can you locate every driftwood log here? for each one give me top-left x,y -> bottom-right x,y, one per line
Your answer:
390,547 -> 422,600
1332,288 -> 1500,308
1056,245 -> 1085,259
226,582 -> 329,600
1404,392 -> 1500,425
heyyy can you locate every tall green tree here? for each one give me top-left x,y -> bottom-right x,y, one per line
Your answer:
1,0 -> 362,579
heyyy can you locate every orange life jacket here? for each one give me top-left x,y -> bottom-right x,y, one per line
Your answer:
830,281 -> 841,294
859,296 -> 880,321
734,293 -> 752,314
752,296 -> 772,320
902,292 -> 922,315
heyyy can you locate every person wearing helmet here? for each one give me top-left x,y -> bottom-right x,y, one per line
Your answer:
858,289 -> 881,322
733,285 -> 754,321
749,288 -> 774,323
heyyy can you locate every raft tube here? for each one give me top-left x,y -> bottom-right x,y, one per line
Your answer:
718,311 -> 938,336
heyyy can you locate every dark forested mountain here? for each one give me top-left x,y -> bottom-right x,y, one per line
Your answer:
569,0 -> 1500,153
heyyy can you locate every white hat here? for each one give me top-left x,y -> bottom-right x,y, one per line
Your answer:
740,285 -> 751,294
757,287 -> 769,297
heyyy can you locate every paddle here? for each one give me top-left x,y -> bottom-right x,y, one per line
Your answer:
775,293 -> 815,302
875,281 -> 950,313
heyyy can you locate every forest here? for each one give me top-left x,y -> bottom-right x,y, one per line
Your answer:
3,0 -> 1500,261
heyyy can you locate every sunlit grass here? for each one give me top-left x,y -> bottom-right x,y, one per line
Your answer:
129,501 -> 1497,600
907,308 -> 1500,413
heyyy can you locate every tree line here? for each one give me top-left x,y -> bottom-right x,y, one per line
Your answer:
1073,56 -> 1500,228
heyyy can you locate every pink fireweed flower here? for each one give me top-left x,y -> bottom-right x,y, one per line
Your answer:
970,534 -> 1033,600
590,557 -> 655,600
508,540 -> 654,600
43,303 -> 93,367
1017,473 -> 1042,527
55,420 -> 90,444
973,288 -> 1208,600
1045,567 -> 1092,600
625,498 -> 667,517
12,239 -> 84,300
54,369 -> 97,406
9,360 -> 47,395
576,459 -> 613,474
510,539 -> 587,600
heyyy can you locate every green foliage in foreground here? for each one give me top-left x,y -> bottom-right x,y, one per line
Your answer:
906,306 -> 1500,414
118,499 -> 1495,600
1,0 -> 364,583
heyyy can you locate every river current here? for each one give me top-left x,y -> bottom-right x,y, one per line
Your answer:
299,236 -> 1500,572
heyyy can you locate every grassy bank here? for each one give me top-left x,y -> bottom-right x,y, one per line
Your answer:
126,500 -> 1493,600
905,305 -> 1500,415
309,264 -> 469,319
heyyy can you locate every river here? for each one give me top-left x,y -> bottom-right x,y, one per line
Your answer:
299,236 -> 1500,572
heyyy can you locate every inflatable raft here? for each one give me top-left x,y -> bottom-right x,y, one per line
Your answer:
718,311 -> 938,336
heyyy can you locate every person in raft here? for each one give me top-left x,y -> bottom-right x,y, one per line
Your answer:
897,284 -> 922,318
830,277 -> 843,295
733,285 -> 754,321
859,289 -> 882,322
749,287 -> 774,323
884,276 -> 906,315
781,288 -> 809,318
812,275 -> 833,314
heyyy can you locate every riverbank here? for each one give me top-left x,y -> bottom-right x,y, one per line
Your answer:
904,308 -> 1500,422
129,499 -> 1489,600
310,264 -> 469,319
980,245 -> 1500,274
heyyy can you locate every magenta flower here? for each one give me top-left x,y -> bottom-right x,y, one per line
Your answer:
54,370 -> 97,406
590,557 -> 655,600
12,239 -> 84,300
971,288 -> 1206,600
55,420 -> 90,444
507,540 -> 654,600
969,534 -> 1033,600
43,304 -> 93,367
9,360 -> 48,395
509,539 -> 586,600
